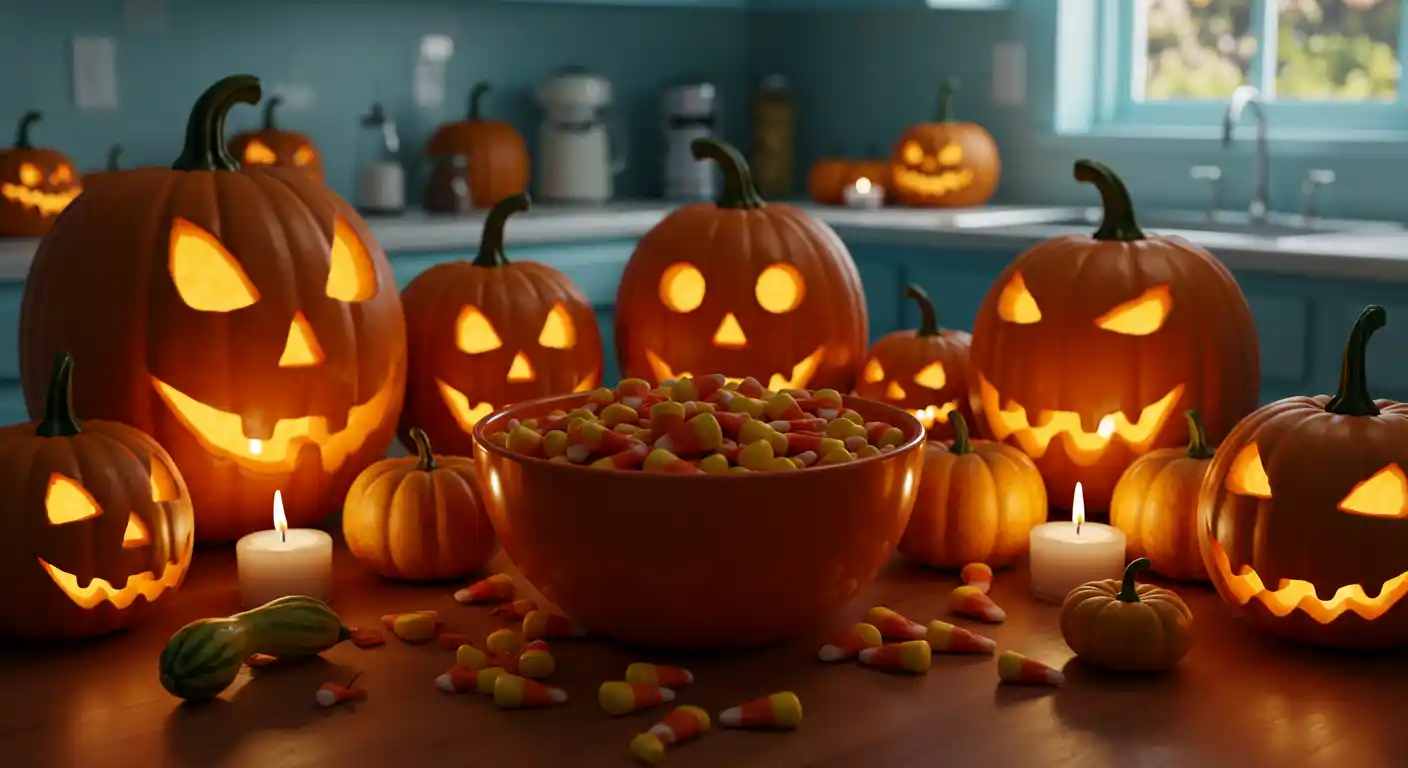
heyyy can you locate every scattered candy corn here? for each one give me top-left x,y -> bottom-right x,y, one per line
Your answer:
456,644 -> 489,670
518,641 -> 555,679
961,562 -> 994,594
381,610 -> 438,630
495,673 -> 568,709
350,628 -> 386,648
998,650 -> 1064,687
718,691 -> 803,729
437,633 -> 474,650
316,673 -> 366,707
523,610 -> 587,641
630,706 -> 711,765
393,612 -> 438,642
818,622 -> 883,662
246,653 -> 278,668
625,663 -> 694,688
487,628 -> 525,655
454,573 -> 515,604
436,665 -> 503,695
950,585 -> 1006,623
926,620 -> 996,654
600,681 -> 676,716
488,652 -> 519,674
865,606 -> 927,640
858,640 -> 932,673
490,598 -> 539,619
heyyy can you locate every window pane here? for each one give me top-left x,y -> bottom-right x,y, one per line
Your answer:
1276,0 -> 1401,101
1141,0 -> 1257,101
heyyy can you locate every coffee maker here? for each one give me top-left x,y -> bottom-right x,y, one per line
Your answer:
661,81 -> 720,201
534,67 -> 627,203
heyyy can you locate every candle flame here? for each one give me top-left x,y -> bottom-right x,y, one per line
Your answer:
248,438 -> 263,456
273,490 -> 288,541
854,177 -> 872,194
1072,481 -> 1085,534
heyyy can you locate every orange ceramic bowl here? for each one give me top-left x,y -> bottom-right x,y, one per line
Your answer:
473,392 -> 926,649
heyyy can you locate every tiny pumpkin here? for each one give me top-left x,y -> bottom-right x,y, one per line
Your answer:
1110,409 -> 1214,582
227,96 -> 324,181
1061,558 -> 1194,672
889,78 -> 999,208
0,111 -> 81,236
344,427 -> 495,581
807,145 -> 853,205
856,284 -> 973,440
425,82 -> 530,211
899,412 -> 1047,569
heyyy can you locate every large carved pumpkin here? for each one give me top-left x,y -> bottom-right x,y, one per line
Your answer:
615,138 -> 867,390
969,159 -> 1259,512
1199,305 -> 1408,649
0,352 -> 194,640
400,192 -> 602,455
425,82 -> 529,211
227,96 -> 324,182
18,74 -> 407,543
0,111 -> 81,237
889,79 -> 998,208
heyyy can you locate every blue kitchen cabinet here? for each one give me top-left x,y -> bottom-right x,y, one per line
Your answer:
847,243 -> 1007,337
855,258 -> 901,344
596,308 -> 621,386
497,0 -> 748,6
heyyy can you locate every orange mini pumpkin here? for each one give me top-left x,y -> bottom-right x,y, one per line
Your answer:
889,79 -> 998,208
856,284 -> 973,440
227,96 -> 324,182
1060,558 -> 1194,672
425,82 -> 530,211
615,138 -> 867,391
807,146 -> 853,205
1110,410 -> 1214,582
400,192 -> 602,455
0,111 -> 81,236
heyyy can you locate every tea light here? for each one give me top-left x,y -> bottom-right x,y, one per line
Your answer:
1029,482 -> 1126,604
235,491 -> 333,609
843,176 -> 885,209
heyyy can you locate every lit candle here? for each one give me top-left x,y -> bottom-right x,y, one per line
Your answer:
1028,482 -> 1127,604
843,176 -> 885,209
235,490 -> 334,609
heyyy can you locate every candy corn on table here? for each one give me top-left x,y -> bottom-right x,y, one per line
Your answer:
1,539 -> 1404,768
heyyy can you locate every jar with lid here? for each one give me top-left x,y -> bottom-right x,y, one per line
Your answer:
751,74 -> 795,199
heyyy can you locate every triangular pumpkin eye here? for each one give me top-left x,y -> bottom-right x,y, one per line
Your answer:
913,362 -> 946,389
169,218 -> 259,312
1339,463 -> 1408,519
538,302 -> 577,349
244,140 -> 276,164
326,218 -> 376,302
1226,443 -> 1272,498
456,306 -> 502,354
862,359 -> 885,383
46,474 -> 102,524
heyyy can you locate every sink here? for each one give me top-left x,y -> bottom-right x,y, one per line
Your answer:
1056,208 -> 1404,238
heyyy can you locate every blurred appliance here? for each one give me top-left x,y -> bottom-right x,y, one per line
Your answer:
535,67 -> 626,203
356,102 -> 405,214
662,81 -> 720,201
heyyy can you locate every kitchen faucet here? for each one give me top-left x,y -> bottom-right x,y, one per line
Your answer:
1222,85 -> 1269,224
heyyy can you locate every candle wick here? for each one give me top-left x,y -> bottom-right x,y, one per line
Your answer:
1076,519 -> 1082,535
281,528 -> 287,544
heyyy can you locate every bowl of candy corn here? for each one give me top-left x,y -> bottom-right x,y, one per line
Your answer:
473,374 -> 926,649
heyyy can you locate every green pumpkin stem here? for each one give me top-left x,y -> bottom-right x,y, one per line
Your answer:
105,144 -> 123,172
938,78 -> 958,123
409,428 -> 438,472
469,82 -> 490,120
949,412 -> 973,455
173,74 -> 261,172
1184,409 -> 1213,459
1074,159 -> 1146,242
474,192 -> 530,267
1325,304 -> 1386,416
1117,558 -> 1151,603
14,111 -> 40,149
692,138 -> 766,210
261,95 -> 283,131
906,284 -> 942,337
37,351 -> 83,438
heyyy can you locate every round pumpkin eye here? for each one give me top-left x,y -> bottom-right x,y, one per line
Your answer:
293,146 -> 315,166
244,141 -> 277,165
50,164 -> 73,185
18,163 -> 41,187
937,144 -> 964,166
660,263 -> 706,313
902,141 -> 925,165
755,264 -> 805,314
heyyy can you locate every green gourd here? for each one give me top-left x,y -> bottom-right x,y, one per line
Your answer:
159,595 -> 351,701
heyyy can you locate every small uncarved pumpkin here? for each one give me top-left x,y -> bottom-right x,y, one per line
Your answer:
889,79 -> 999,208
343,427 -> 495,581
227,96 -> 324,182
0,111 -> 82,236
1110,410 -> 1214,582
807,147 -> 854,205
425,82 -> 530,210
899,412 -> 1047,569
1061,558 -> 1194,672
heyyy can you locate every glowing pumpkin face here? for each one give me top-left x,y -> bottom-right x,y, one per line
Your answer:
1199,305 -> 1408,649
0,111 -> 82,236
969,160 -> 1259,512
888,79 -> 999,209
226,96 -> 324,182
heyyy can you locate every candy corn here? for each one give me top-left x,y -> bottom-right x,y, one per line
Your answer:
600,681 -> 676,716
490,598 -> 539,619
818,622 -> 883,662
494,673 -> 568,709
350,628 -> 386,648
316,673 -> 366,707
591,441 -> 651,470
437,665 -> 503,695
653,413 -> 724,454
454,574 -> 515,604
625,663 -> 693,688
488,652 -> 519,674
950,585 -> 1006,623
437,633 -> 474,650
998,650 -> 1064,686
523,610 -> 587,641
865,606 -> 928,640
642,448 -> 702,474
455,644 -> 489,670
518,641 -> 555,679
393,612 -> 438,642
718,691 -> 803,729
381,609 -> 438,630
629,706 -> 711,765
487,628 -> 525,655
925,620 -> 996,654
961,562 -> 994,594
568,419 -> 638,455
859,640 -> 932,673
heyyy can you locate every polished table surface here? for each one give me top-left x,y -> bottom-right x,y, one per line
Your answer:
2,541 -> 1404,768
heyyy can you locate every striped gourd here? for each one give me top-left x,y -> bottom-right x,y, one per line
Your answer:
159,596 -> 351,701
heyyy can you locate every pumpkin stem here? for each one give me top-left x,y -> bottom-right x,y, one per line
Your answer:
409,428 -> 438,471
1117,558 -> 1151,603
692,138 -> 766,210
14,110 -> 41,149
469,82 -> 490,120
1073,159 -> 1146,242
474,192 -> 530,267
1325,304 -> 1386,417
261,95 -> 283,131
105,143 -> 123,172
949,412 -> 973,455
938,78 -> 958,122
1184,409 -> 1213,459
37,351 -> 83,438
173,74 -> 262,172
906,284 -> 942,337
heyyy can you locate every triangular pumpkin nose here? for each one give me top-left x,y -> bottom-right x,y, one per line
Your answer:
279,311 -> 325,367
123,513 -> 150,549
712,313 -> 748,348
507,351 -> 536,382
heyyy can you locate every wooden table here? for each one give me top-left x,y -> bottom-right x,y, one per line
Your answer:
3,540 -> 1404,768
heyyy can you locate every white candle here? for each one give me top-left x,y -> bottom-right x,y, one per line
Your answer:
1028,482 -> 1127,604
843,176 -> 885,209
235,491 -> 334,609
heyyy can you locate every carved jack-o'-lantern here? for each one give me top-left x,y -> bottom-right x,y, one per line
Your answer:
1199,305 -> 1408,649
18,75 -> 406,543
0,111 -> 82,237
889,79 -> 999,208
400,193 -> 602,456
969,160 -> 1259,512
227,96 -> 324,182
855,284 -> 973,441
615,138 -> 867,390
0,352 -> 194,640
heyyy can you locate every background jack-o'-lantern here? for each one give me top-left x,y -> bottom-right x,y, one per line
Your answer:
1199,305 -> 1408,649
0,352 -> 194,640
969,159 -> 1259,512
855,284 -> 972,440
0,111 -> 81,237
615,138 -> 867,390
889,78 -> 999,208
400,192 -> 602,456
18,74 -> 406,543
425,82 -> 530,211
227,96 -> 324,182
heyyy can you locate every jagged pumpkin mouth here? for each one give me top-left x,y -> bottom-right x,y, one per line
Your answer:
40,533 -> 192,610
978,375 -> 1184,461
910,401 -> 958,429
644,347 -> 825,391
892,167 -> 974,197
436,372 -> 597,432
1,183 -> 80,216
1209,541 -> 1408,623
